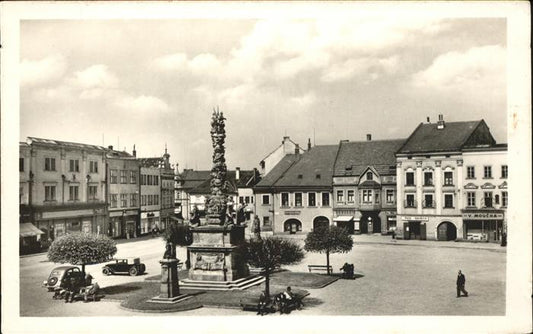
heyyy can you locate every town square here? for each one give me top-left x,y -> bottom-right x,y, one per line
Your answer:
1,2 -> 531,334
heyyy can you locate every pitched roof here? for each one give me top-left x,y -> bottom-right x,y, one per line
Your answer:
179,169 -> 260,194
257,145 -> 338,188
178,170 -> 212,191
139,157 -> 165,168
397,120 -> 495,154
260,137 -> 305,163
333,139 -> 405,176
27,137 -> 106,152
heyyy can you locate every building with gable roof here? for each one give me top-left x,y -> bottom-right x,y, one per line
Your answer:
332,135 -> 405,234
259,136 -> 305,177
254,144 -> 339,234
395,115 -> 507,242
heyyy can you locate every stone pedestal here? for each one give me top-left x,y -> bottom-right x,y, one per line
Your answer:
150,258 -> 189,303
186,225 -> 249,283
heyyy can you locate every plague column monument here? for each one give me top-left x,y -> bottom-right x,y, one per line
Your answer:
181,108 -> 262,290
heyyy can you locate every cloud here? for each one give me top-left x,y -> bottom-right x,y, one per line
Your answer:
114,95 -> 170,113
20,54 -> 67,87
151,53 -> 188,71
321,56 -> 399,83
188,54 -> 221,74
411,45 -> 505,92
70,64 -> 119,89
289,92 -> 317,108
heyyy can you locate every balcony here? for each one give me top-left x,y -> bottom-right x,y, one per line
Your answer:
404,200 -> 417,208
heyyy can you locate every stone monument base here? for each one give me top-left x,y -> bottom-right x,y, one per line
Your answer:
149,258 -> 188,304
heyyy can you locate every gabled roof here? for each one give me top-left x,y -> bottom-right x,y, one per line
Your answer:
179,169 -> 260,194
178,170 -> 212,191
260,137 -> 305,162
139,157 -> 164,168
333,139 -> 405,176
397,120 -> 495,155
256,145 -> 339,189
27,136 -> 107,152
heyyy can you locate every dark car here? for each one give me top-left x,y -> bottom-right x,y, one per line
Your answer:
102,258 -> 146,276
42,266 -> 86,292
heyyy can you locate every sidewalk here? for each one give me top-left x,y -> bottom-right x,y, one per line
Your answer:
353,234 -> 506,252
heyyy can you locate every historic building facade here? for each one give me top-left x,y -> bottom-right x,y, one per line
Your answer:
332,136 -> 404,234
395,116 -> 505,242
20,137 -> 107,241
106,149 -> 140,239
159,148 -> 175,231
139,160 -> 161,235
254,144 -> 338,235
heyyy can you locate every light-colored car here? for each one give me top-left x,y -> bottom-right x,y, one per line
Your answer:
42,266 -> 85,291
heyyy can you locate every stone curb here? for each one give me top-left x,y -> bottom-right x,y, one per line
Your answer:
355,240 -> 506,252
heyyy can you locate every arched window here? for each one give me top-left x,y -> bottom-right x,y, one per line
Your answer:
366,172 -> 373,180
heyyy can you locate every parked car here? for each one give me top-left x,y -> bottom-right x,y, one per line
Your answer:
42,266 -> 86,292
102,258 -> 146,276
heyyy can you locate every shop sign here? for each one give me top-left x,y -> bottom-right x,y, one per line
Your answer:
401,216 -> 429,221
284,210 -> 301,215
462,212 -> 504,220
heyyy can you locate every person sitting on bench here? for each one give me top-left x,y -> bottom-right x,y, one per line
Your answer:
257,290 -> 268,315
81,282 -> 100,302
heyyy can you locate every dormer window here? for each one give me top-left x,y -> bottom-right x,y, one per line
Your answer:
297,174 -> 303,179
345,166 -> 352,171
316,174 -> 321,179
366,172 -> 373,181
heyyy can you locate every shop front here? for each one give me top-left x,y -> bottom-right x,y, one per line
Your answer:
109,209 -> 139,239
400,216 -> 428,240
462,210 -> 504,243
141,211 -> 160,235
333,216 -> 355,234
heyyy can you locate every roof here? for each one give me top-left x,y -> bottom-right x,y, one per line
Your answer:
397,120 -> 495,154
27,137 -> 106,152
179,169 -> 260,194
260,137 -> 305,162
334,139 -> 405,176
139,157 -> 165,168
256,145 -> 339,189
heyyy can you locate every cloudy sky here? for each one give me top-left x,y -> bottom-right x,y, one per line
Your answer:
20,18 -> 507,170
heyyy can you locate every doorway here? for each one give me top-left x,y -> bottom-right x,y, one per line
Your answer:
360,212 -> 381,234
437,221 -> 457,241
284,219 -> 302,234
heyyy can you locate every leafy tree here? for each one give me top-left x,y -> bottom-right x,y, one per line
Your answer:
47,233 -> 117,274
162,221 -> 193,262
244,237 -> 305,297
304,226 -> 353,275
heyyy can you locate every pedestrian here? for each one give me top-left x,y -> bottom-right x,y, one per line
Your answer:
456,270 -> 468,297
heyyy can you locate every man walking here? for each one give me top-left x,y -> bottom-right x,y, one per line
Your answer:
456,270 -> 468,297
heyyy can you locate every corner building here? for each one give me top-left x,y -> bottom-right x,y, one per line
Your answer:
395,116 -> 504,241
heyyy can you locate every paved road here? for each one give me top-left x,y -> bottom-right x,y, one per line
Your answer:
20,235 -> 505,317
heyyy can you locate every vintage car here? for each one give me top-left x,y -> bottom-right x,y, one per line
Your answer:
42,266 -> 86,292
102,258 -> 146,276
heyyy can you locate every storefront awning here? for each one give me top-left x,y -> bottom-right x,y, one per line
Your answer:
20,223 -> 44,237
333,216 -> 354,222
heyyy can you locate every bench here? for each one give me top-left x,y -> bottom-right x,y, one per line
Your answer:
308,265 -> 333,273
240,297 -> 275,314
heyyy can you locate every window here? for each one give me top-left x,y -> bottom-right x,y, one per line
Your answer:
148,195 -> 153,206
69,159 -> 80,172
406,171 -> 414,186
467,192 -> 476,207
316,174 -> 321,179
155,195 -> 159,206
483,192 -> 493,208
295,193 -> 303,207
245,196 -> 251,204
19,158 -> 24,172
88,186 -> 98,200
69,185 -> 79,201
322,193 -> 330,206
121,194 -> 128,207
362,190 -> 372,203
501,165 -> 508,178
45,157 -> 56,171
239,196 -> 244,204
423,194 -> 434,208
120,170 -> 127,184
155,176 -> 159,186
467,166 -> 475,179
263,216 -> 271,226
141,195 -> 146,206
297,174 -> 303,179
375,192 -> 380,204
262,195 -> 270,205
444,171 -> 453,185
110,194 -> 118,208
308,193 -> 316,206
347,190 -> 354,203
281,193 -> 289,207
366,172 -> 373,180
45,185 -> 56,201
110,169 -> 118,184
424,171 -> 433,186
336,190 -> 344,203
502,191 -> 508,207
130,194 -> 137,207
494,194 -> 500,205
444,194 -> 454,208
386,189 -> 394,203
130,171 -> 137,184
484,166 -> 492,178
90,161 -> 98,173
405,194 -> 415,208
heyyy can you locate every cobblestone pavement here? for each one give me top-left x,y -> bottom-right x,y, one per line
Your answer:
19,235 -> 505,317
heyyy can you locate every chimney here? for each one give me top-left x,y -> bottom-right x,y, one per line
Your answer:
108,145 -> 113,150
437,114 -> 445,129
295,144 -> 300,155
132,144 -> 136,157
427,116 -> 430,123
282,136 -> 292,155
175,163 -> 179,175
235,167 -> 240,180
366,134 -> 372,141
307,138 -> 311,151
